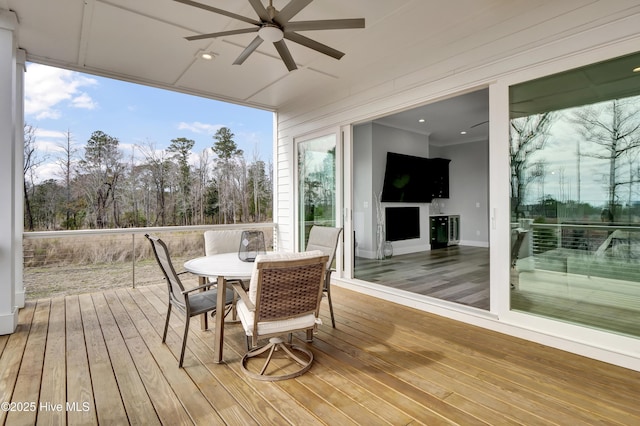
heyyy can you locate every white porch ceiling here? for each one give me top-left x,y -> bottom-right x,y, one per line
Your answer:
4,0 -> 640,143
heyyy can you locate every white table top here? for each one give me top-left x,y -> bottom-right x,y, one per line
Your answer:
183,252 -> 256,279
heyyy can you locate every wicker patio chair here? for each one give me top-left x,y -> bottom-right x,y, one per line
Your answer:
146,234 -> 234,367
305,226 -> 343,327
231,251 -> 328,381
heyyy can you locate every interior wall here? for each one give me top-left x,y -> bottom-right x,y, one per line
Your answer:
354,122 -> 431,258
431,140 -> 490,246
355,123 -> 490,256
353,123 -> 373,257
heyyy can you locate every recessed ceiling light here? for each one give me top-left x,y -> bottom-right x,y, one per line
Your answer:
196,49 -> 215,60
460,131 -> 467,135
634,66 -> 640,73
418,119 -> 425,123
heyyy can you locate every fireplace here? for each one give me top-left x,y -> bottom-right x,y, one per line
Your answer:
385,207 -> 420,241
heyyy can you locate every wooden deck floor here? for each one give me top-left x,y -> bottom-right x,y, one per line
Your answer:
1,284 -> 639,425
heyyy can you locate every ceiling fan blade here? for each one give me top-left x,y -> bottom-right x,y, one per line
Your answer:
285,18 -> 365,32
186,27 -> 258,41
275,0 -> 313,25
247,0 -> 271,22
233,36 -> 264,65
174,0 -> 260,26
273,40 -> 297,71
284,32 -> 344,60
470,120 -> 489,128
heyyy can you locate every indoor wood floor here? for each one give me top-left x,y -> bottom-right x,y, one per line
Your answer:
355,245 -> 490,309
354,246 -> 639,337
2,284 -> 639,425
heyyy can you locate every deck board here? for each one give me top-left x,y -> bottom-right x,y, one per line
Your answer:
65,297 -> 97,426
113,289 -> 196,425
38,297 -> 67,426
93,292 -> 161,425
5,300 -> 48,426
1,284 -> 639,425
78,293 -> 129,425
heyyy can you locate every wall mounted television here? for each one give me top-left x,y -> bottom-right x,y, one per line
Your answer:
381,152 -> 430,202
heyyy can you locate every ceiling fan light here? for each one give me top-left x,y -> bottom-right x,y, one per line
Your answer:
258,25 -> 284,42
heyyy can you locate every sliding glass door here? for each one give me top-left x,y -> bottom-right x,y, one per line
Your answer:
297,133 -> 337,250
508,50 -> 640,338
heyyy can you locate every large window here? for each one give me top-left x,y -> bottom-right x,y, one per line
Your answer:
509,51 -> 640,338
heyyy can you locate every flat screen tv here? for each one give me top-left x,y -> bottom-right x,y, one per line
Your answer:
385,207 -> 420,241
381,152 -> 430,202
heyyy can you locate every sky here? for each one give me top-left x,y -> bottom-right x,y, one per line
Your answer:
525,100 -> 640,209
24,63 -> 274,182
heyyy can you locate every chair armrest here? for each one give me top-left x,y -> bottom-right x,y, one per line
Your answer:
230,281 -> 255,311
324,269 -> 334,288
181,282 -> 217,295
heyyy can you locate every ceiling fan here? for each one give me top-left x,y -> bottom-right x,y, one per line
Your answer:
470,120 -> 489,128
175,0 -> 365,71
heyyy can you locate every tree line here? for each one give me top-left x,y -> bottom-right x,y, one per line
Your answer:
23,125 -> 272,231
510,97 -> 640,221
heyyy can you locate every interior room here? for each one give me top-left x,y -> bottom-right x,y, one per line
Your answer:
352,88 -> 491,309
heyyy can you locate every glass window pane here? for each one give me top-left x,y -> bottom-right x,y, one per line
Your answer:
298,135 -> 337,249
509,51 -> 640,338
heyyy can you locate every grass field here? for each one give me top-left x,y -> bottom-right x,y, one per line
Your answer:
23,228 -> 274,299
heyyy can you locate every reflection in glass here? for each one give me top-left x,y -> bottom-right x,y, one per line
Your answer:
509,51 -> 640,338
298,135 -> 336,250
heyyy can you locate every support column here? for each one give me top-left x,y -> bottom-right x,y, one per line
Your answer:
0,9 -> 19,334
14,48 -> 25,309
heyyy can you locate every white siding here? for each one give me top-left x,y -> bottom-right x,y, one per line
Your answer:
273,4 -> 640,371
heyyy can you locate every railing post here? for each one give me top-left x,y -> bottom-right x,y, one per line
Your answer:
132,233 -> 136,289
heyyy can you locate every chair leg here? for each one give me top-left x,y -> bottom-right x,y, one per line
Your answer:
179,315 -> 190,368
325,273 -> 336,328
241,337 -> 314,381
162,304 -> 172,343
232,291 -> 238,321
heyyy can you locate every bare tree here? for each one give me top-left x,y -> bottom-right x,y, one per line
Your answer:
573,98 -> 640,218
23,123 -> 47,231
194,149 -> 211,224
77,130 -> 124,228
237,155 -> 249,222
56,129 -> 77,229
138,141 -> 170,226
249,145 -> 263,221
248,159 -> 272,222
31,179 -> 64,230
510,112 -> 556,218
